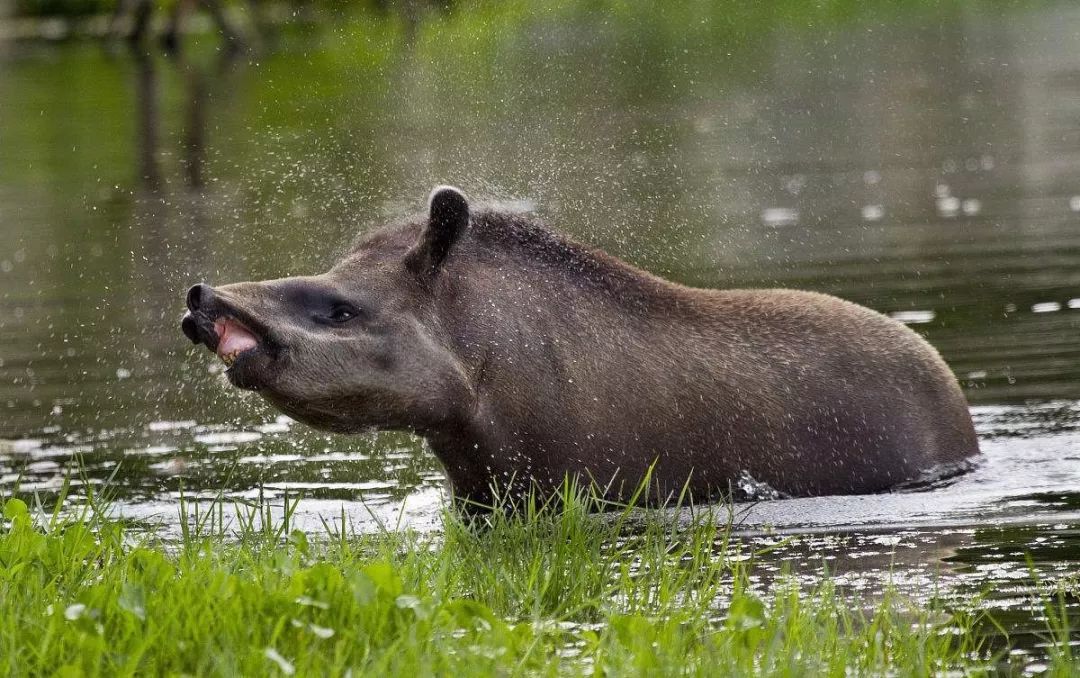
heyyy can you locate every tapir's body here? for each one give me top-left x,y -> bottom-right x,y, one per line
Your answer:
182,188 -> 980,506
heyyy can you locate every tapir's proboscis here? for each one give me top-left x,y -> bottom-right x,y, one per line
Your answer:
181,186 -> 980,507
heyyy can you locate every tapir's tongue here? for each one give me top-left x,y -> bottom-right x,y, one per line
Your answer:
214,318 -> 258,359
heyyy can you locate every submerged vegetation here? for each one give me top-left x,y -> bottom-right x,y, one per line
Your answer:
0,483 -> 1075,676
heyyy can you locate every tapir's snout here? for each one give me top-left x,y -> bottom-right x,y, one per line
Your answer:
181,283 -> 216,346
186,283 -> 213,313
180,281 -> 277,390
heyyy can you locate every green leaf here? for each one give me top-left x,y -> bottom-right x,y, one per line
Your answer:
362,562 -> 402,597
288,529 -> 309,557
395,594 -> 431,620
3,498 -> 28,520
51,664 -> 85,678
118,582 -> 146,620
727,595 -> 766,631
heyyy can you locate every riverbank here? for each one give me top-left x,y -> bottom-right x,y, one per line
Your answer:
0,487 -> 1074,676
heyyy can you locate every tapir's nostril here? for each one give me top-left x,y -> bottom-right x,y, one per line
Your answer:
181,314 -> 200,344
186,283 -> 211,312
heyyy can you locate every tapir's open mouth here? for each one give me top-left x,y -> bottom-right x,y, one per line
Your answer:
181,292 -> 280,390
183,311 -> 269,367
214,317 -> 260,367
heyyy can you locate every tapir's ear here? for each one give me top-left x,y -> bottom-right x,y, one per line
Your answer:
405,185 -> 470,278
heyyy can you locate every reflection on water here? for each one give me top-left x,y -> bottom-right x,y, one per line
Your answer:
2,0 -> 1080,660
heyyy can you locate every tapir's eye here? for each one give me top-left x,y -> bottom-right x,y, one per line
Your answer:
327,305 -> 359,323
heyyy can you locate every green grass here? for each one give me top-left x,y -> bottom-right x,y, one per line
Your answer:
0,483 -> 1074,676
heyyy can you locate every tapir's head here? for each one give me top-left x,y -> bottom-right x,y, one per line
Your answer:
180,186 -> 475,433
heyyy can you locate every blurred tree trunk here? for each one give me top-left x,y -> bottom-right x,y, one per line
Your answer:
163,0 -> 245,54
0,0 -> 12,52
111,0 -> 246,53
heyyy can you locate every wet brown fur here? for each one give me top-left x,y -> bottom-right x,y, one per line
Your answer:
351,207 -> 978,502
192,196 -> 981,505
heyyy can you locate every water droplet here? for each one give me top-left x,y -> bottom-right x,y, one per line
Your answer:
760,207 -> 798,227
294,596 -> 330,610
861,204 -> 884,222
64,604 -> 87,621
263,647 -> 295,676
937,197 -> 960,218
1031,302 -> 1061,313
889,310 -> 936,324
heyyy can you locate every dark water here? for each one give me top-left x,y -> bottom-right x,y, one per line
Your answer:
1,1 -> 1079,663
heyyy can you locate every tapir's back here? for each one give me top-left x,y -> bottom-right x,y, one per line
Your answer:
593,288 -> 973,498
438,211 -> 980,502
453,241 -> 979,500
679,288 -> 979,495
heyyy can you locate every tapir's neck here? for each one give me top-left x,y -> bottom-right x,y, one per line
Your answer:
428,221 -> 710,493
443,227 -> 690,388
